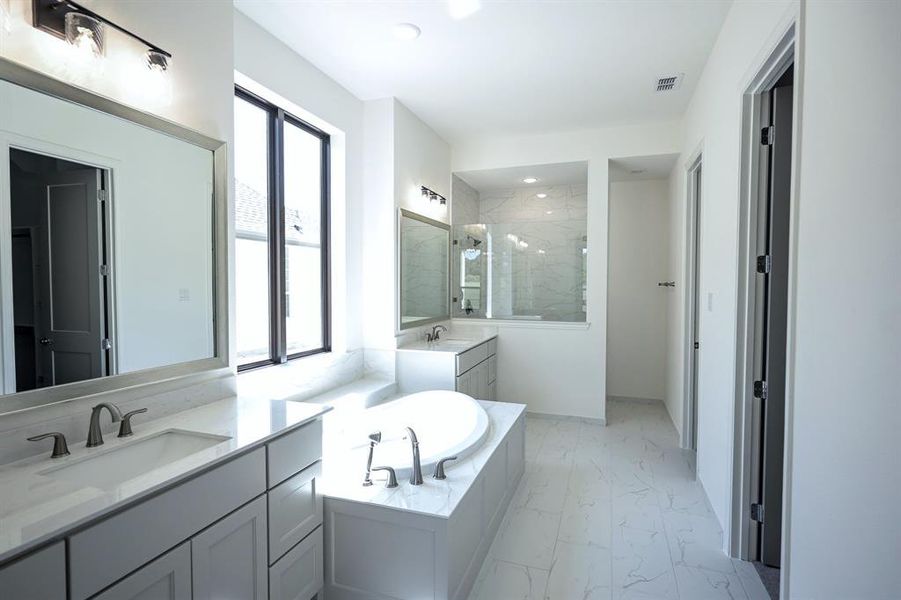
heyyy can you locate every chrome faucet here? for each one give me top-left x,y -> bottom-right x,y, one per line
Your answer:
426,324 -> 448,342
405,427 -> 423,485
87,402 -> 122,448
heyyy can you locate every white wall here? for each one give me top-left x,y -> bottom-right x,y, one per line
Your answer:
664,0 -> 797,530
607,179 -> 670,401
786,1 -> 901,597
453,121 -> 682,420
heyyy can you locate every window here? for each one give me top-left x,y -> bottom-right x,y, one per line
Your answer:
234,87 -> 330,369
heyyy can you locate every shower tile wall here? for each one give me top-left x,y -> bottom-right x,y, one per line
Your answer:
453,182 -> 587,322
452,175 -> 480,225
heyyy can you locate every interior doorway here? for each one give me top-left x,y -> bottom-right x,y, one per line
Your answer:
731,27 -> 797,599
9,148 -> 112,391
749,64 -> 794,575
684,157 -> 702,453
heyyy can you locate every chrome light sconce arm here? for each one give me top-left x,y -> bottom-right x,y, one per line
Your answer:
32,0 -> 172,68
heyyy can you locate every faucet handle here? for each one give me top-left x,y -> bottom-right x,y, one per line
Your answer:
27,432 -> 70,459
118,408 -> 148,438
370,466 -> 398,488
433,456 -> 458,480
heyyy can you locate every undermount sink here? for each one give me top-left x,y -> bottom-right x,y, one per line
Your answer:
40,429 -> 231,490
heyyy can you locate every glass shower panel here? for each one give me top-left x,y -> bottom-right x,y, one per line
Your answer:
453,222 -> 587,322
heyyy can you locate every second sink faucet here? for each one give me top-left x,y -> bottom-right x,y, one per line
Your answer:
404,427 -> 423,485
87,402 -> 122,447
426,324 -> 448,343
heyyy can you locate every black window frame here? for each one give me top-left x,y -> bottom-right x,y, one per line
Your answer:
235,86 -> 331,371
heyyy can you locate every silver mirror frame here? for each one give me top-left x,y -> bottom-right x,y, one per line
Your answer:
397,208 -> 451,331
0,57 -> 230,415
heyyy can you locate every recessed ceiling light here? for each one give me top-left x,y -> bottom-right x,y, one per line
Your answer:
522,177 -> 538,184
536,193 -> 548,199
545,210 -> 553,215
393,23 -> 421,41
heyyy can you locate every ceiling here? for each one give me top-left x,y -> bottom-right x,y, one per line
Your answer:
234,1 -> 732,144
609,154 -> 678,182
456,161 -> 587,193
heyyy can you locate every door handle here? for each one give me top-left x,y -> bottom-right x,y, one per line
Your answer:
657,281 -> 676,287
39,337 -> 53,346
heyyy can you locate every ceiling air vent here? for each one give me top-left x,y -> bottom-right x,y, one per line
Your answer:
656,73 -> 684,92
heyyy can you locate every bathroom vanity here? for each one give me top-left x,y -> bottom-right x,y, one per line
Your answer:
0,398 -> 329,600
396,334 -> 498,400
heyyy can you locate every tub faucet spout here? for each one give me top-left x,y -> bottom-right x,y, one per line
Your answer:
405,427 -> 423,485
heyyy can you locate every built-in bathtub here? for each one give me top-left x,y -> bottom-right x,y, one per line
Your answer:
318,392 -> 526,600
342,390 -> 490,479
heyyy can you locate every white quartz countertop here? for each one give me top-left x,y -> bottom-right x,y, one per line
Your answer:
318,400 -> 524,519
0,396 -> 330,564
396,333 -> 497,354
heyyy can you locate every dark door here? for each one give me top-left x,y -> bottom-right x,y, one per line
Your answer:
755,67 -> 793,567
36,168 -> 107,386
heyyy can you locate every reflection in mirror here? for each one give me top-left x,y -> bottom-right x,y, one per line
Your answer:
399,209 -> 450,329
1,77 -> 216,397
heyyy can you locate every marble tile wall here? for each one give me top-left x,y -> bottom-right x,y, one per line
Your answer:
452,183 -> 587,322
452,175 -> 481,225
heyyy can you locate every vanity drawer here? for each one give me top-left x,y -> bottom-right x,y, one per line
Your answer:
269,525 -> 323,600
487,337 -> 497,357
268,461 -> 323,562
69,447 -> 266,600
456,343 -> 489,376
267,419 -> 323,488
0,542 -> 66,600
487,355 -> 497,384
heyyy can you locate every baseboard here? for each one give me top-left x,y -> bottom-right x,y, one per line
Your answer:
526,411 -> 606,426
606,395 -> 665,405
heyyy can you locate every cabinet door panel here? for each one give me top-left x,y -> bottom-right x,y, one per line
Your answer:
92,542 -> 190,600
269,526 -> 323,600
488,380 -> 497,401
192,495 -> 268,600
269,462 -> 322,562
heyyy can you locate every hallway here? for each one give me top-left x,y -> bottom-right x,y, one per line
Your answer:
469,399 -> 769,600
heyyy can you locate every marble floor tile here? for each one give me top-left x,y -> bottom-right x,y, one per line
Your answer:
545,541 -> 612,600
490,505 -> 562,570
469,559 -> 549,600
468,400 -> 768,600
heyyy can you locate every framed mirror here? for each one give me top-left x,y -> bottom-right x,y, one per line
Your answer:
398,208 -> 450,330
0,58 -> 228,414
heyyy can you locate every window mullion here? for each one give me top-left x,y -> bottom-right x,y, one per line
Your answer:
269,108 -> 287,363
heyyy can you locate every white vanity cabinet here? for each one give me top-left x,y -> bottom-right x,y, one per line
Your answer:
0,416 -> 325,600
397,336 -> 498,400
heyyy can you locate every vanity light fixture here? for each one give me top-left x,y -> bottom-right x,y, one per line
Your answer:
33,0 -> 172,69
420,185 -> 447,206
535,193 -> 548,199
522,177 -> 538,184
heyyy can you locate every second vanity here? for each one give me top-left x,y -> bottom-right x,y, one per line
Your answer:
0,397 -> 330,600
395,333 -> 498,400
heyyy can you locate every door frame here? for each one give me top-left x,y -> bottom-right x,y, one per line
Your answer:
1,137 -> 118,392
729,17 -> 801,599
680,150 -> 703,453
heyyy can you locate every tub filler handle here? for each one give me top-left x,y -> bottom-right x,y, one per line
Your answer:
433,456 -> 459,480
371,466 -> 398,488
